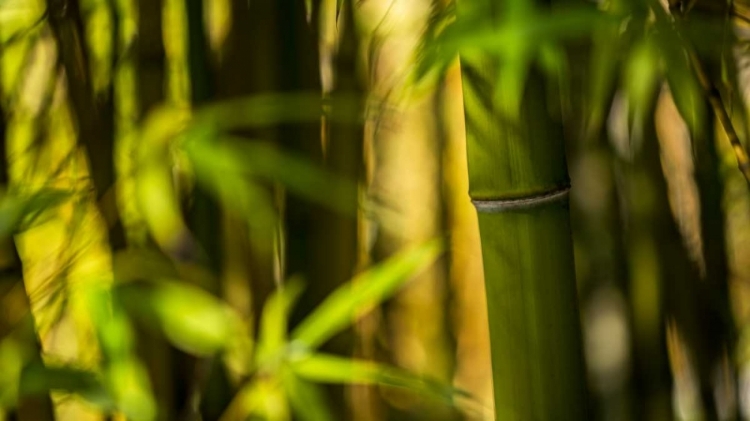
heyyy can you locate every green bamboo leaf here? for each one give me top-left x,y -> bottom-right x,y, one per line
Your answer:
256,280 -> 305,367
180,128 -> 278,252
135,106 -> 194,256
0,338 -> 24,407
193,92 -> 361,132
221,377 -> 290,421
659,40 -> 706,137
290,239 -> 443,350
625,38 -> 660,127
281,367 -> 335,421
586,19 -> 624,140
653,10 -> 706,137
19,362 -> 112,408
288,353 -> 463,405
184,136 -> 358,215
413,1 -> 456,84
116,280 -> 242,356
0,189 -> 71,237
107,359 -> 157,421
82,287 -> 156,421
438,8 -> 604,59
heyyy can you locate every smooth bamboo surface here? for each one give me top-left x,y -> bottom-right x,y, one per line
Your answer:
458,13 -> 590,420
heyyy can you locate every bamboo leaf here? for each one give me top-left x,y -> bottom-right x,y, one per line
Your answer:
660,41 -> 706,137
0,338 -> 24,407
437,8 -> 604,59
116,280 -> 242,356
107,359 -> 157,421
219,378 -> 290,421
82,287 -> 156,420
288,353 -> 462,405
193,92 -> 362,132
625,37 -> 660,127
0,189 -> 71,237
19,362 -> 112,408
136,106 -> 195,257
586,19 -> 624,140
281,367 -> 335,421
256,280 -> 305,367
290,239 -> 443,350
184,136 -> 359,215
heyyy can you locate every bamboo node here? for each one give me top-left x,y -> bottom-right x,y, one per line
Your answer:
471,185 -> 571,213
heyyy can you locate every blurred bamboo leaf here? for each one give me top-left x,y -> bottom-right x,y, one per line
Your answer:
116,280 -> 243,356
136,106 -> 195,257
256,280 -> 305,367
288,352 -> 461,405
423,7 -> 603,69
19,362 -> 112,408
281,367 -> 335,421
184,135 -> 359,215
625,37 -> 660,127
83,287 -> 156,420
220,377 -> 289,421
107,359 -> 157,421
193,92 -> 362,132
0,338 -> 24,407
179,126 -> 278,253
0,189 -> 72,237
586,18 -> 624,140
654,8 -> 707,136
290,239 -> 443,350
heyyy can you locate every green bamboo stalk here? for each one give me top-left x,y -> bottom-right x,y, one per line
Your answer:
457,6 -> 589,421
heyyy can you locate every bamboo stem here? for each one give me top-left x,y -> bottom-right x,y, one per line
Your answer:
686,49 -> 750,185
46,0 -> 125,248
457,1 -> 590,418
0,75 -> 56,421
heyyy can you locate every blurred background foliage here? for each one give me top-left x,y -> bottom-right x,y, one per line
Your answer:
0,0 -> 749,420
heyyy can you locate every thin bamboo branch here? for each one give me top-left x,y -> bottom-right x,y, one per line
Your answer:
686,48 -> 750,184
666,3 -> 750,185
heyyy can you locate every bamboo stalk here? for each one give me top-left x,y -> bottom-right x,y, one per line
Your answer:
661,9 -> 739,417
0,79 -> 55,421
620,96 -> 676,421
46,0 -> 125,249
457,3 -> 589,420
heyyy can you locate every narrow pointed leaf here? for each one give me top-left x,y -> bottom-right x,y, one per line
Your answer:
281,367 -> 335,421
19,363 -> 112,408
291,239 -> 442,350
625,38 -> 660,126
288,353 -> 464,405
256,280 -> 305,366
116,280 -> 242,356
184,136 -> 358,215
0,189 -> 71,237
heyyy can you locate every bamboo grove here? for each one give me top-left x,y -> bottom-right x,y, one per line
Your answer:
0,0 -> 750,420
